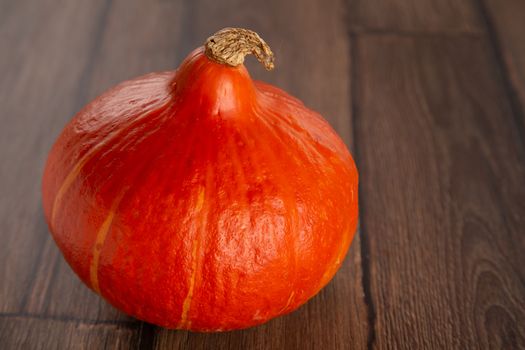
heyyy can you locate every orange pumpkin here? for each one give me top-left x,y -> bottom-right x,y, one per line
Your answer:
42,28 -> 358,331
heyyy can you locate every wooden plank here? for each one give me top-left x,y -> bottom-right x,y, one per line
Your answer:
482,0 -> 525,127
0,0 -> 109,314
355,34 -> 525,348
0,316 -> 139,349
22,0 -> 188,321
349,0 -> 482,33
153,0 -> 368,348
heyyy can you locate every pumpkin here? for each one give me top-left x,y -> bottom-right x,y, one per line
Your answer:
42,28 -> 359,331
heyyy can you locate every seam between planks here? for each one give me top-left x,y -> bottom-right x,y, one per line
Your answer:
351,28 -> 484,38
0,312 -> 140,328
475,0 -> 525,160
348,25 -> 377,350
137,322 -> 157,350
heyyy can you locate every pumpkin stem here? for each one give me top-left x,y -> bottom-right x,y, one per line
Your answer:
204,28 -> 274,71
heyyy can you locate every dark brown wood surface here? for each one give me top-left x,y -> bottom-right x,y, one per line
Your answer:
0,0 -> 524,349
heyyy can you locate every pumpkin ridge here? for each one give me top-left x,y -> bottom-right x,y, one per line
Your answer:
255,107 -> 325,190
315,224 -> 356,296
254,107 -> 351,302
179,185 -> 206,328
225,128 -> 250,316
255,82 -> 305,109
265,108 -> 328,166
244,116 -> 300,310
234,124 -> 282,263
50,103 -> 171,228
179,161 -> 213,328
93,108 -> 187,299
102,109 -> 203,325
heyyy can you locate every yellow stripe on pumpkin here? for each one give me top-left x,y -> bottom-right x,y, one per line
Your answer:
89,193 -> 126,294
178,187 -> 206,329
50,153 -> 94,226
179,239 -> 199,328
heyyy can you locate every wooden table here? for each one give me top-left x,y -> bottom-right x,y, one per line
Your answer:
1,0 -> 524,349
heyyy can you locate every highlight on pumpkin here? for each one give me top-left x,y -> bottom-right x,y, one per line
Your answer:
41,27 -> 358,331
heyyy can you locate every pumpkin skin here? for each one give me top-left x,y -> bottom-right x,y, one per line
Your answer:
42,44 -> 358,331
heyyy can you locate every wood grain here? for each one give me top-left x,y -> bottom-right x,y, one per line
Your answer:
0,315 -> 139,349
355,34 -> 525,349
2,0 -> 525,348
0,0 -> 109,314
348,0 -> 482,33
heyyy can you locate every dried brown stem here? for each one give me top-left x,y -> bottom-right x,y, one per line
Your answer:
204,27 -> 275,71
